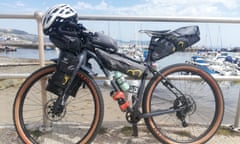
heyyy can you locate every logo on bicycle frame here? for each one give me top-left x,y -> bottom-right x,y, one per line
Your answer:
127,69 -> 143,77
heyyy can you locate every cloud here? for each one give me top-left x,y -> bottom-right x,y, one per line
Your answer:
76,2 -> 93,9
214,0 -> 238,9
74,0 -> 240,17
16,1 -> 25,7
76,1 -> 110,10
0,1 -> 25,9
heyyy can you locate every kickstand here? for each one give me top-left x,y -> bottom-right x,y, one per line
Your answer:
132,123 -> 138,137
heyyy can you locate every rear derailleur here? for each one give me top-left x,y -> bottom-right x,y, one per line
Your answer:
174,96 -> 196,127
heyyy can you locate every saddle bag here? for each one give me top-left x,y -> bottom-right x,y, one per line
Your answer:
46,51 -> 81,97
170,25 -> 200,50
150,38 -> 176,61
150,26 -> 200,61
96,49 -> 146,79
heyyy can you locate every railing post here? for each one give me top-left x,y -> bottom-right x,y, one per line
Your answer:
34,11 -> 50,129
34,11 -> 45,67
233,89 -> 240,131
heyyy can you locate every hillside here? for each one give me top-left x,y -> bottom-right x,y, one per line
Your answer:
0,28 -> 50,44
0,28 -> 144,46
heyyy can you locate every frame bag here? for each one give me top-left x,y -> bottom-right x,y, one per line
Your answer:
96,49 -> 146,79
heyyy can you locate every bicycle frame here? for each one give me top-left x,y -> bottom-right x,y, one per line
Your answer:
71,46 -> 186,119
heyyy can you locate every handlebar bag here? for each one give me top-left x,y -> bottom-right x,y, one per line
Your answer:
92,32 -> 118,53
50,34 -> 81,54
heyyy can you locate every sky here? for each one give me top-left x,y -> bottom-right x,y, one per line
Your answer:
1,0 -> 240,48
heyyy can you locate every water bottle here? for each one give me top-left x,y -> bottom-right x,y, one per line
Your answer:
129,80 -> 139,94
128,80 -> 139,106
114,71 -> 130,91
111,91 -> 129,111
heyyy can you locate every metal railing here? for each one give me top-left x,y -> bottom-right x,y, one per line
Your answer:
78,15 -> 240,23
1,12 -> 240,131
0,12 -> 45,67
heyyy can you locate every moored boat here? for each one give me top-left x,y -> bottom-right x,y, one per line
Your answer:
187,51 -> 240,76
0,46 -> 17,52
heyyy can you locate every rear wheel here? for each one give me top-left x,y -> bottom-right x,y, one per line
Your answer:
13,64 -> 104,144
143,63 -> 224,144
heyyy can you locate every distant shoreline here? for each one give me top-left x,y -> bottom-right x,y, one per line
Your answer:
1,43 -> 55,49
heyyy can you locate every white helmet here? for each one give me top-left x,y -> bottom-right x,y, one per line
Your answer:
42,4 -> 78,35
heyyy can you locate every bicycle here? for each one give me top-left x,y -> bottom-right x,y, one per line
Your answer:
13,22 -> 224,143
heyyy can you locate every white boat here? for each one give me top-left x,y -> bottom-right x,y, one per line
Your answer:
188,51 -> 240,76
186,55 -> 219,75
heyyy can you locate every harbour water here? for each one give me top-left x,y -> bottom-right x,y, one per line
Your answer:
0,48 -> 59,60
0,47 -> 194,74
0,47 -> 193,66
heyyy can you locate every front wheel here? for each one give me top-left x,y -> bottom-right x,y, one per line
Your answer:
143,63 -> 224,144
13,64 -> 104,144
